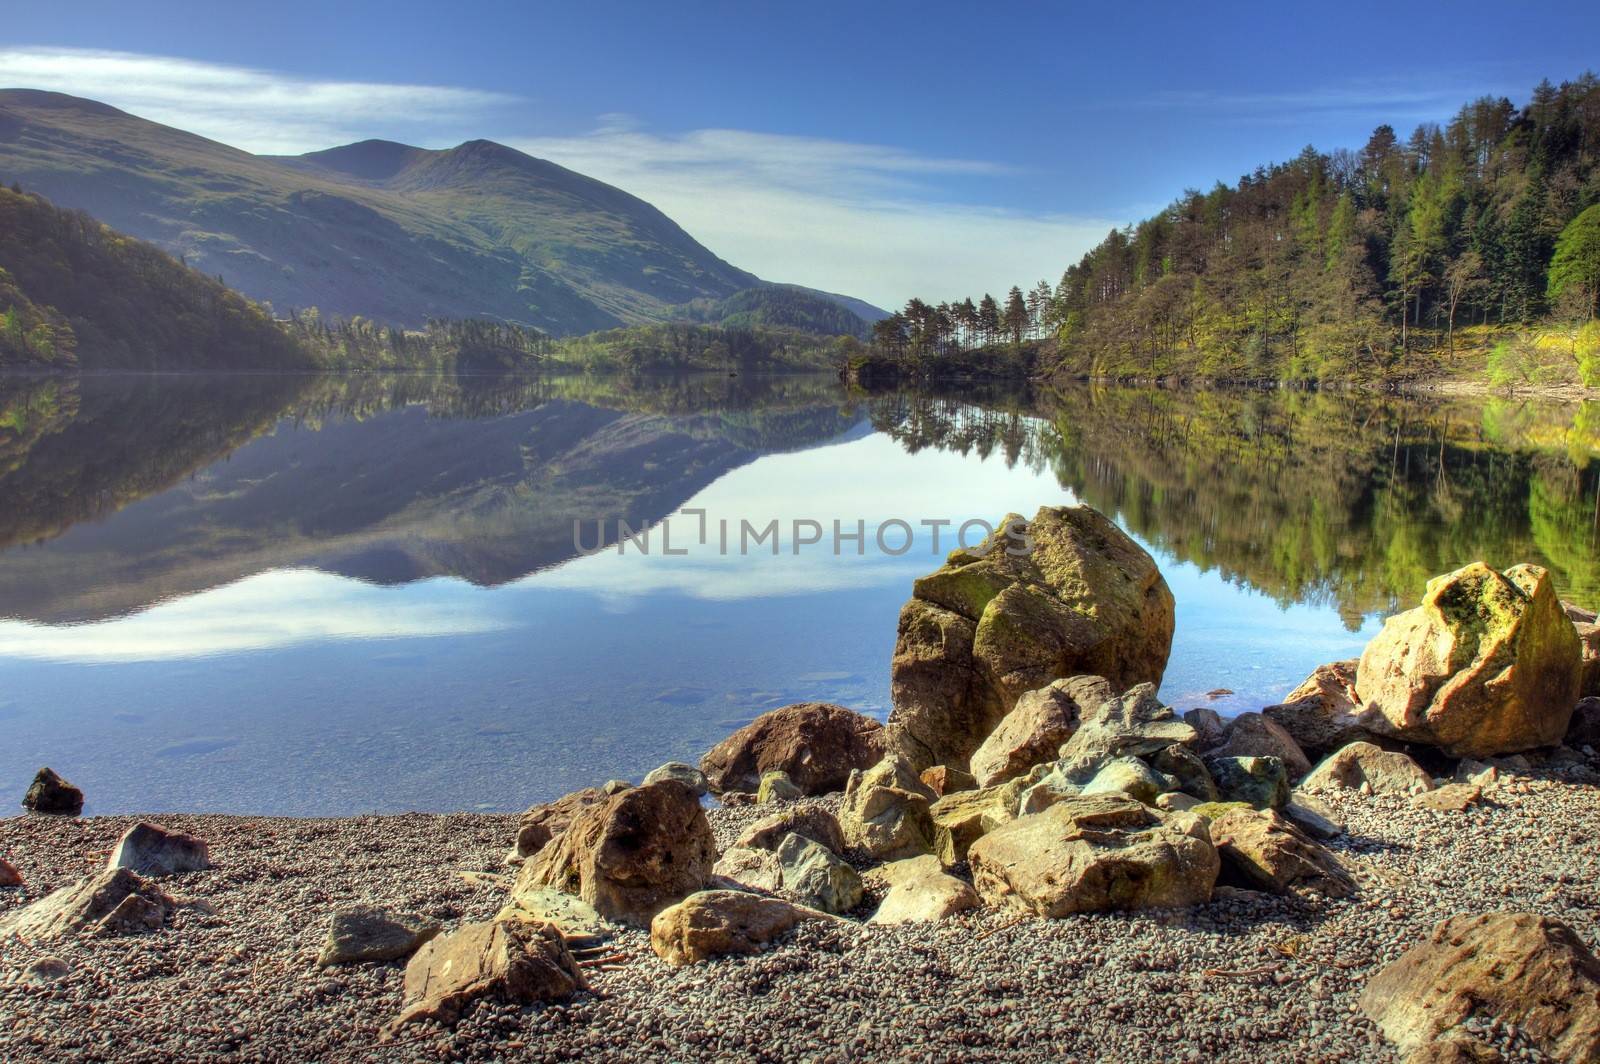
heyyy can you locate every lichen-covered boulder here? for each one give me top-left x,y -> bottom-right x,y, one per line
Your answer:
1299,741 -> 1434,796
1205,755 -> 1290,809
390,920 -> 586,1031
886,506 -> 1174,771
1079,757 -> 1165,804
699,702 -> 885,796
838,754 -> 938,860
775,834 -> 862,914
967,678 -> 1085,787
1151,744 -> 1219,802
966,795 -> 1218,916
1263,660 -> 1380,758
1361,912 -> 1600,1063
1208,712 -> 1312,781
756,771 -> 803,804
1208,808 -> 1355,898
515,780 -> 715,928
1356,563 -> 1584,757
649,890 -> 838,966
1056,682 -> 1195,778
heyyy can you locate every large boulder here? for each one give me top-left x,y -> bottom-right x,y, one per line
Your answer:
515,780 -> 715,928
699,702 -> 885,796
710,847 -> 783,893
1207,713 -> 1312,781
1361,912 -> 1600,1063
0,868 -> 177,942
1079,757 -> 1165,804
22,767 -> 82,816
390,920 -> 586,1031
109,823 -> 212,877
967,678 -> 1085,787
732,806 -> 846,854
966,795 -> 1218,916
649,890 -> 837,966
1207,808 -> 1355,898
317,906 -> 440,966
1355,563 -> 1584,757
838,754 -> 938,861
1299,741 -> 1434,796
886,506 -> 1175,771
1151,744 -> 1219,802
1262,660 -> 1379,758
775,834 -> 862,914
514,787 -> 609,859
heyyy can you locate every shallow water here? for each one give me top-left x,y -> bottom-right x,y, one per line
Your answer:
0,373 -> 1594,814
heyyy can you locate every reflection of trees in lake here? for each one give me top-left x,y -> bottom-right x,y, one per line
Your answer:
869,386 -> 1600,621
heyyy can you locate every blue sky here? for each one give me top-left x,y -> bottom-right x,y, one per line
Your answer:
3,0 -> 1597,307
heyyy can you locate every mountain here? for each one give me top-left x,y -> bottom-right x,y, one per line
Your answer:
0,184 -> 312,370
0,89 -> 815,336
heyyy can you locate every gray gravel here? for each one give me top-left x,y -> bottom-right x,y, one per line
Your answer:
2,760 -> 1598,1063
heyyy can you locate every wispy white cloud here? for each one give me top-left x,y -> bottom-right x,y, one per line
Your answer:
0,45 -> 1109,306
0,45 -> 519,154
1134,75 -> 1521,128
509,125 -> 1111,306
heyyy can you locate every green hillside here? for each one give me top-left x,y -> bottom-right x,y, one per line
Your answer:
0,184 -> 311,370
0,90 -> 763,336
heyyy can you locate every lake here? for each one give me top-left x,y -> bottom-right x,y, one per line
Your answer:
0,373 -> 1595,814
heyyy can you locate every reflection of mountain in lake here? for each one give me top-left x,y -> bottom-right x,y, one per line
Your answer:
868,387 -> 1600,622
1,373 -> 1596,627
0,373 -> 862,623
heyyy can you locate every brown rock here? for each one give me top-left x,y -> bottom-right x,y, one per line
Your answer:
515,780 -> 715,928
1300,741 -> 1435,796
928,785 -> 1013,866
1412,783 -> 1483,812
886,505 -> 1174,771
1208,712 -> 1313,780
968,678 -> 1084,787
22,767 -> 82,816
649,890 -> 837,966
699,702 -> 885,796
317,906 -> 440,966
0,868 -> 176,942
1182,707 -> 1228,752
0,858 -> 21,888
514,787 -> 608,859
1355,563 -> 1584,757
1208,808 -> 1355,898
709,847 -> 783,893
967,795 -> 1218,916
390,920 -> 586,1031
1263,660 -> 1380,758
919,765 -> 977,797
1361,912 -> 1600,1063
732,806 -> 846,854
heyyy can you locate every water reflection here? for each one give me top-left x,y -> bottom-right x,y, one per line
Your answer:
0,371 -> 1594,813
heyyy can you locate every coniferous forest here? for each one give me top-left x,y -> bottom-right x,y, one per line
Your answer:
871,75 -> 1600,387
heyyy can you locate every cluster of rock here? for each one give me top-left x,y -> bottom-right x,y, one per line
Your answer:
6,505 -> 1598,1061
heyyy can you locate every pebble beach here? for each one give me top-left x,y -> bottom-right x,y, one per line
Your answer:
4,756 -> 1597,1064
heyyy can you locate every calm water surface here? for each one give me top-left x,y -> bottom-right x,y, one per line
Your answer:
0,373 -> 1594,813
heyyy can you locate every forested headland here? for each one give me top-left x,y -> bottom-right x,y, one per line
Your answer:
868,74 -> 1600,389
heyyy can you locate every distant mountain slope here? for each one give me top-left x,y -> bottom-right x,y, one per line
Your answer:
0,90 -> 772,335
0,184 -> 312,370
675,285 -> 874,337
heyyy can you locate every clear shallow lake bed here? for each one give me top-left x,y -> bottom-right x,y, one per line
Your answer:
0,373 -> 1594,814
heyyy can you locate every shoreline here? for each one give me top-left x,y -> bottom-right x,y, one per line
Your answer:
4,762 -> 1598,1062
